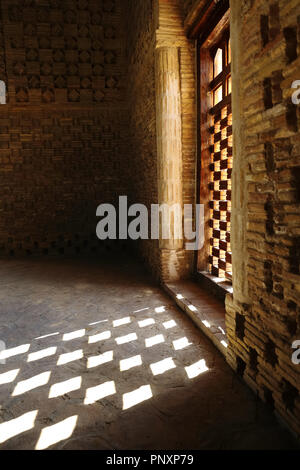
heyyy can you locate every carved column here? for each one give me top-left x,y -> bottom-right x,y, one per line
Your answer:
230,0 -> 250,304
155,46 -> 183,251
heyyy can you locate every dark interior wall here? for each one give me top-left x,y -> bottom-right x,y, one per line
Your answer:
0,0 -> 128,257
125,0 -> 160,279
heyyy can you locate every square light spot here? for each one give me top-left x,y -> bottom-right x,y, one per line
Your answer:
0,410 -> 38,444
27,347 -> 57,363
188,305 -> 198,312
63,330 -> 85,341
221,340 -> 228,348
0,369 -> 20,385
120,355 -> 142,372
176,294 -> 184,300
49,376 -> 82,399
123,385 -> 152,410
115,333 -> 137,345
0,344 -> 30,361
35,416 -> 78,450
202,320 -> 211,328
145,334 -> 164,348
12,371 -> 51,396
88,331 -> 111,344
87,351 -> 113,369
113,317 -> 131,328
63,329 -> 85,342
155,306 -> 165,313
57,350 -> 83,366
150,358 -> 176,376
185,360 -> 209,379
84,381 -> 116,405
138,318 -> 155,328
173,337 -> 191,351
163,320 -> 177,330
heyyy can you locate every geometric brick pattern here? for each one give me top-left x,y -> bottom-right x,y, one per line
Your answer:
1,0 -> 122,104
0,108 -> 128,257
0,0 -> 127,257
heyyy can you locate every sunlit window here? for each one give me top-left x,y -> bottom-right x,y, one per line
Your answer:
214,84 -> 223,105
209,30 -> 232,280
214,48 -> 223,77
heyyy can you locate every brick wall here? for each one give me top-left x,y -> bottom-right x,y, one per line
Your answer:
176,0 -> 300,437
125,0 -> 160,279
225,0 -> 300,437
1,0 -> 298,437
0,0 -> 128,257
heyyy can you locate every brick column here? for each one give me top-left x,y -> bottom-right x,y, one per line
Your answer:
155,46 -> 183,253
230,0 -> 250,305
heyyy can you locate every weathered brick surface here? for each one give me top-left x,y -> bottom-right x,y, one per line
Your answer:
0,0 -> 128,256
125,0 -> 160,279
126,0 -> 196,281
225,0 -> 300,437
2,0 -> 124,105
0,0 -> 298,438
178,0 -> 300,437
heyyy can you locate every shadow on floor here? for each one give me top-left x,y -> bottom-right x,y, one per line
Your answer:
0,254 -> 298,450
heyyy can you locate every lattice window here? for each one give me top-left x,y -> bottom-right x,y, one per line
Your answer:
208,32 -> 232,280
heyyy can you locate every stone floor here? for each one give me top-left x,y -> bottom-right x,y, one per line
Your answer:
0,254 -> 298,450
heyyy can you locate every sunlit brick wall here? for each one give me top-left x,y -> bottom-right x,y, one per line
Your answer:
225,0 -> 300,437
180,0 -> 300,437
